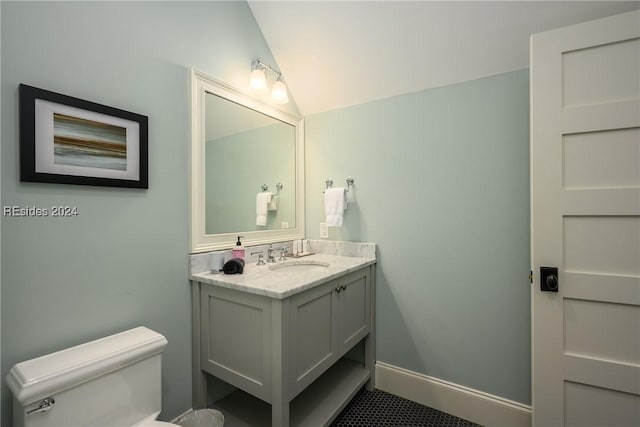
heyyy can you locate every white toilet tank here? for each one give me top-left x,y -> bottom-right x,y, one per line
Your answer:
6,327 -> 170,427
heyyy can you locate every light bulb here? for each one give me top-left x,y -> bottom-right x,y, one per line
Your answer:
270,79 -> 289,104
249,68 -> 267,93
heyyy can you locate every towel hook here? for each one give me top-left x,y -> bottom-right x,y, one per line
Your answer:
261,184 -> 268,192
275,182 -> 283,195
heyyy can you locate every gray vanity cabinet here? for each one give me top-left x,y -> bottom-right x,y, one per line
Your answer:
193,265 -> 375,427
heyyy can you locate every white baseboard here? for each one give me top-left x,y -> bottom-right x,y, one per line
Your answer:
375,362 -> 531,427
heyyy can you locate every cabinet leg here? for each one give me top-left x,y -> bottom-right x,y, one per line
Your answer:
192,281 -> 208,408
271,399 -> 290,427
364,333 -> 375,391
192,370 -> 208,409
271,298 -> 291,426
365,266 -> 376,391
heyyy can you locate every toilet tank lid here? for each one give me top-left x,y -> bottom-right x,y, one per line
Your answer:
6,326 -> 168,405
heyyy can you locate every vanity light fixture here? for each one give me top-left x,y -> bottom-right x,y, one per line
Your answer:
249,65 -> 267,93
249,59 -> 289,104
270,77 -> 289,104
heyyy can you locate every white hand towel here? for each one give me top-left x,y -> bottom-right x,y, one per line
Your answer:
267,195 -> 278,211
324,187 -> 347,227
256,192 -> 273,226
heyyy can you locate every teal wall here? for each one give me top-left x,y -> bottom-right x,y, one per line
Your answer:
305,70 -> 531,404
0,2 -> 285,424
205,124 -> 296,234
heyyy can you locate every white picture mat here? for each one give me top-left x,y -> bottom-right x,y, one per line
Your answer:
35,99 -> 140,180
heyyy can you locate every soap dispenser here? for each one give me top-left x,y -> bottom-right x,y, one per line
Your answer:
232,236 -> 245,260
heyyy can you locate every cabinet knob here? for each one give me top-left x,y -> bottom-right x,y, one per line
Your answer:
334,287 -> 341,293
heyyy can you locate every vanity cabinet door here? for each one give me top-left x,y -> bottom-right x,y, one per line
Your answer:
337,269 -> 371,354
288,267 -> 372,399
289,281 -> 339,398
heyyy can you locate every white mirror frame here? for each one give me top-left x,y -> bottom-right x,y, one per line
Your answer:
189,68 -> 305,253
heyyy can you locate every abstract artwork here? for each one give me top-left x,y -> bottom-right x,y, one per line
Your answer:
19,84 -> 148,188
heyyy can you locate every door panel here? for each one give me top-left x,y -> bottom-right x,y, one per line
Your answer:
338,270 -> 370,352
531,10 -> 640,426
200,285 -> 273,402
562,128 -> 640,189
561,38 -> 639,107
563,216 -> 640,276
295,291 -> 333,374
563,298 -> 640,364
289,282 -> 338,397
564,381 -> 640,427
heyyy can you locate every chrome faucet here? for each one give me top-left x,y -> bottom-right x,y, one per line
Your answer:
267,245 -> 288,263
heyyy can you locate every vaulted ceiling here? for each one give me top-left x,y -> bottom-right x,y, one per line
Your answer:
249,1 -> 639,116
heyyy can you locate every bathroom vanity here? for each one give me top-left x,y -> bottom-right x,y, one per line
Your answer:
190,243 -> 376,427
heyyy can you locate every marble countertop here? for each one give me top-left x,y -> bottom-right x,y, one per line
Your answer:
190,252 -> 376,299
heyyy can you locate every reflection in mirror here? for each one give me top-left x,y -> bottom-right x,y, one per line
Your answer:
190,68 -> 304,253
205,93 -> 295,234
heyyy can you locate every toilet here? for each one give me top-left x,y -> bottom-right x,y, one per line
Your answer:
6,326 -> 180,427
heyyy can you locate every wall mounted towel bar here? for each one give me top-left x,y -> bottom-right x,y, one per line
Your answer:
261,183 -> 283,194
323,177 -> 354,193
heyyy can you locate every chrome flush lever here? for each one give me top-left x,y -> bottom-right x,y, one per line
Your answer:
27,397 -> 55,415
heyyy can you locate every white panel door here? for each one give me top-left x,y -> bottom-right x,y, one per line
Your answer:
531,10 -> 640,427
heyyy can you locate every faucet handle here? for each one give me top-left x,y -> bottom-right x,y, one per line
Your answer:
251,251 -> 265,266
266,246 -> 277,263
279,248 -> 288,261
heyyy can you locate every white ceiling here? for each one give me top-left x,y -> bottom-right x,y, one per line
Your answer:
249,1 -> 639,116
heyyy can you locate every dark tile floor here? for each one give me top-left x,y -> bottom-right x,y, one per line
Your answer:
331,389 -> 482,427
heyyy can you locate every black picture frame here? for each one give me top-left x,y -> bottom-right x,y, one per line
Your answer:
19,84 -> 148,188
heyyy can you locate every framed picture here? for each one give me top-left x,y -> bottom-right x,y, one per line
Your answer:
19,84 -> 148,188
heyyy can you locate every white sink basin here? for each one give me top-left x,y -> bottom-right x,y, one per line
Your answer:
269,261 -> 330,273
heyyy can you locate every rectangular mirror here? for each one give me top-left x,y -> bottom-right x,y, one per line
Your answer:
190,69 -> 304,253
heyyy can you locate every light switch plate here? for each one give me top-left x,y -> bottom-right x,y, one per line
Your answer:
320,222 -> 329,238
